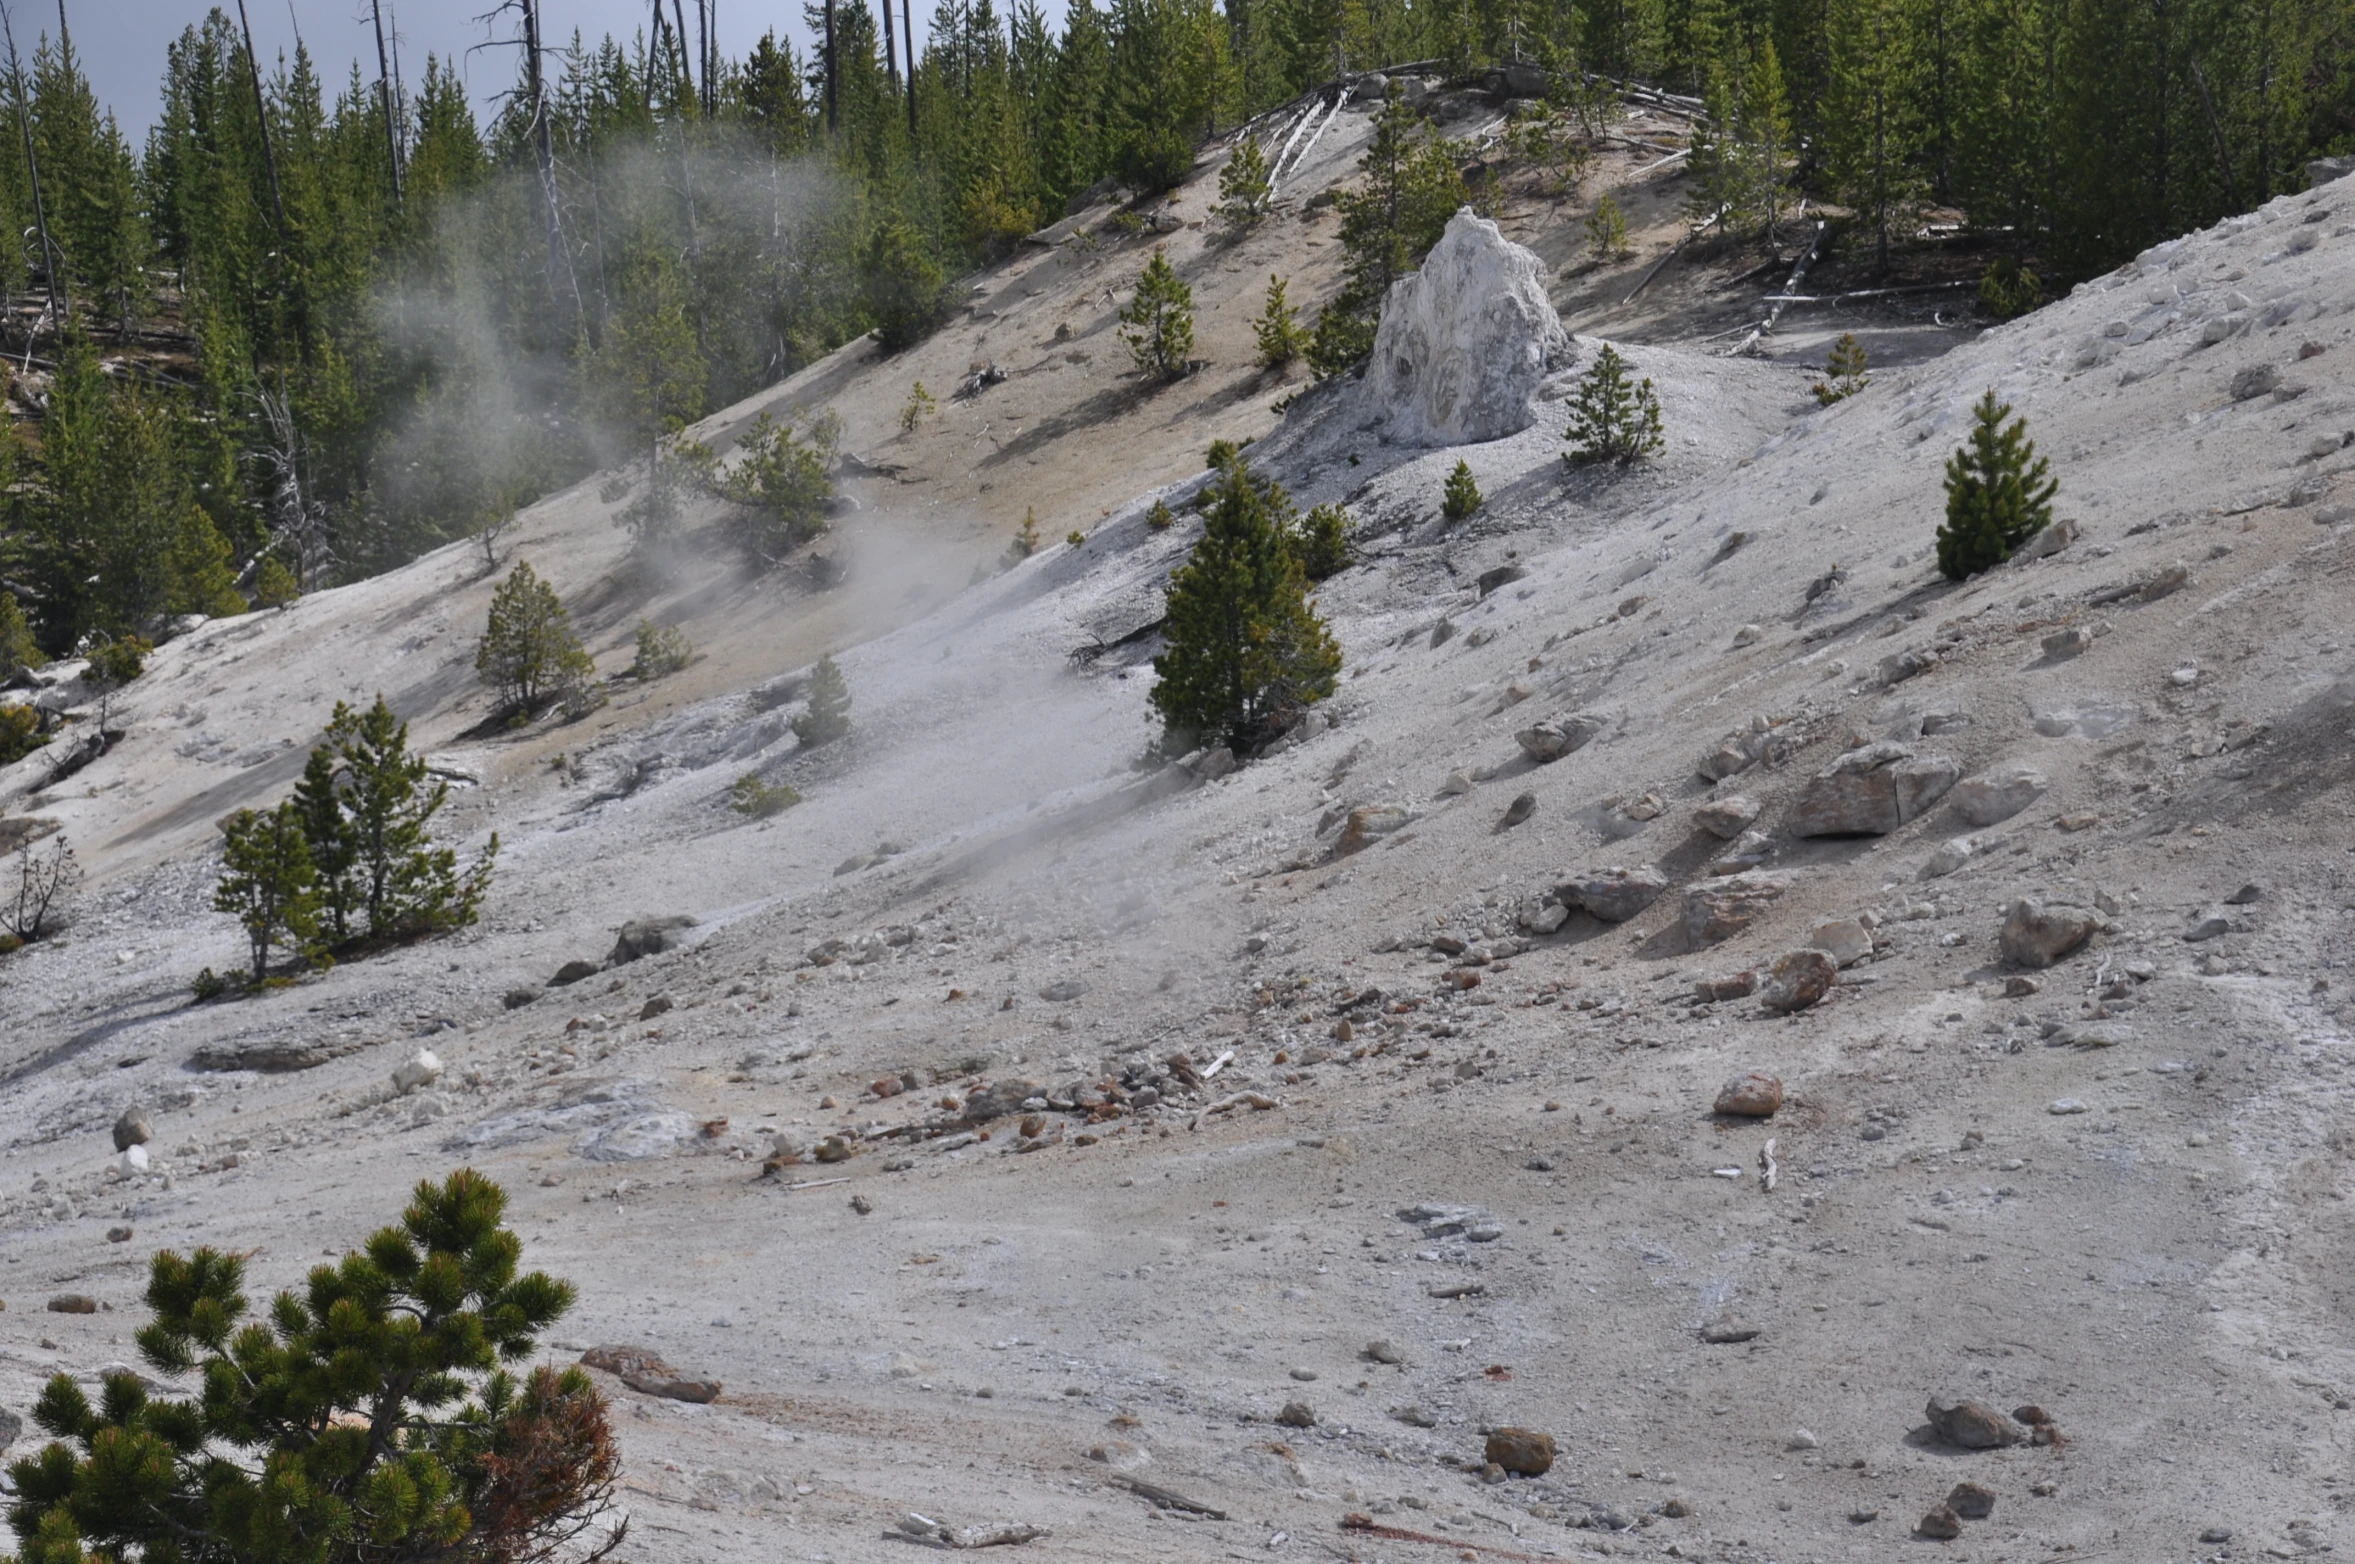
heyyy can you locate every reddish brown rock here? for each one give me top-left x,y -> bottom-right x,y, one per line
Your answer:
1713,1072 -> 1784,1117
1761,949 -> 1837,1013
1484,1427 -> 1556,1476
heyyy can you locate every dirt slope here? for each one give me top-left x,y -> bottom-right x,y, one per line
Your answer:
3,97 -> 2354,1564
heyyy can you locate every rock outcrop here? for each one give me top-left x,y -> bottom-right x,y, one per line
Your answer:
1788,743 -> 1959,837
1369,210 -> 1575,446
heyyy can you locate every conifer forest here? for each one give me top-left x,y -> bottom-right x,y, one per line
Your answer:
0,0 -> 2347,655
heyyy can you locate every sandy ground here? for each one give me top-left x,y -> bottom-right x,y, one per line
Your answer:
4,84 -> 2355,1564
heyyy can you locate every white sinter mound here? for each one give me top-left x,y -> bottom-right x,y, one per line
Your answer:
1368,207 -> 1576,445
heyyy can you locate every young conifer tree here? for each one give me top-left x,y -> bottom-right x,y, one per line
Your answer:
1937,389 -> 2056,579
476,561 -> 595,716
794,654 -> 853,746
1254,275 -> 1303,370
212,802 -> 320,980
1216,135 -> 1273,226
1150,454 -> 1342,753
1442,460 -> 1482,520
1565,345 -> 1667,465
1121,246 -> 1195,380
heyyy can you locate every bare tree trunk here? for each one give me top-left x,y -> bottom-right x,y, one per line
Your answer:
824,0 -> 837,134
2186,57 -> 2238,211
371,0 -> 403,203
0,3 -> 63,336
881,0 -> 898,98
902,0 -> 916,138
232,0 -> 287,231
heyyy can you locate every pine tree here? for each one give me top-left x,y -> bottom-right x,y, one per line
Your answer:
3,1171 -> 617,1564
1936,388 -> 2056,580
1147,498 -> 1176,530
900,381 -> 937,432
1294,502 -> 1352,579
476,561 -> 595,717
212,802 -> 320,981
251,555 -> 302,609
1564,344 -> 1667,465
1216,134 -> 1273,226
1812,333 -> 1871,403
0,594 -> 46,680
794,653 -> 854,745
1104,0 -> 1224,192
864,218 -> 950,351
1150,455 -> 1341,752
1585,190 -> 1630,259
687,409 -> 840,568
633,621 -> 694,677
312,695 -> 496,943
1007,506 -> 1043,563
1442,459 -> 1482,520
291,746 -> 359,947
167,510 -> 248,620
1253,274 -> 1304,369
1825,0 -> 1921,271
1314,98 -> 1466,377
1121,245 -> 1195,380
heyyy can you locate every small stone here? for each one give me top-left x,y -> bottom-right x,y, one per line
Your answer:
1516,714 -> 1605,763
638,994 -> 673,1021
1366,1339 -> 1405,1365
1693,971 -> 1757,1003
105,1226 -> 132,1243
1622,791 -> 1666,821
2183,915 -> 2232,942
46,1295 -> 98,1314
848,1194 -> 873,1215
118,1146 -> 149,1178
1849,1507 -> 1880,1524
1274,1400 -> 1317,1428
2003,975 -> 2041,998
2224,883 -> 2263,905
2048,1098 -> 2090,1115
1661,1498 -> 1692,1518
550,959 -> 602,986
1289,1367 -> 1318,1382
1336,804 -> 1413,856
2200,1527 -> 2233,1545
1809,918 -> 1873,968
2041,628 -> 2094,661
1440,770 -> 1476,796
2000,900 -> 2101,968
1500,792 -> 1537,829
1916,1505 -> 1963,1540
1484,1427 -> 1556,1476
1700,1317 -> 1759,1344
1683,874 -> 1790,947
1731,623 -> 1762,647
1950,766 -> 2047,827
2229,363 -> 2281,400
1946,1482 -> 1995,1520
1925,1395 -> 2025,1448
391,1049 -> 443,1096
1760,950 -> 1837,1013
112,1107 -> 152,1153
1712,1073 -> 1782,1118
2054,812 -> 2098,833
1921,837 -> 1974,878
1786,1429 -> 1819,1450
1692,795 -> 1762,840
1562,865 -> 1668,922
1391,1405 -> 1437,1427
503,988 -> 541,1010
1788,745 -> 1959,837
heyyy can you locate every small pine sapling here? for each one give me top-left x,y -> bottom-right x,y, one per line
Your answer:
900,381 -> 936,433
1812,333 -> 1870,403
633,620 -> 693,678
1146,500 -> 1176,531
793,653 -> 853,746
0,591 -> 44,678
212,801 -> 320,982
1005,507 -> 1042,565
1979,258 -> 2044,320
1295,503 -> 1353,580
1442,460 -> 1482,521
1120,246 -> 1195,381
1253,275 -> 1304,370
1585,191 -> 1630,259
85,634 -> 150,685
1936,389 -> 2057,580
476,561 -> 596,717
1216,135 -> 1273,226
729,773 -> 802,817
0,703 -> 46,765
1067,529 -> 1086,547
1564,345 -> 1666,466
250,553 -> 301,609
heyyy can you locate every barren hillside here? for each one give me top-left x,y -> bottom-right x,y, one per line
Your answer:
3,85 -> 2354,1564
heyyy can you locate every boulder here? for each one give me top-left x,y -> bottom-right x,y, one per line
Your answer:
46,1295 -> 98,1314
1697,737 -> 1755,781
1708,830 -> 1775,875
1561,865 -> 1668,923
1788,745 -> 1959,837
609,915 -> 698,965
1947,1482 -> 1995,1520
1683,874 -> 1790,947
1516,713 -> 1605,763
1999,899 -> 2101,968
1367,209 -> 1575,446
1713,1072 -> 1783,1117
1920,837 -> 1975,879
1484,1427 -> 1556,1476
391,1049 -> 443,1096
1760,950 -> 1837,1013
1916,1505 -> 1963,1540
112,1106 -> 152,1153
1336,803 -> 1413,856
550,959 -> 601,986
1951,766 -> 2046,826
1925,1395 -> 2024,1449
1692,795 -> 1761,839
1809,918 -> 1874,967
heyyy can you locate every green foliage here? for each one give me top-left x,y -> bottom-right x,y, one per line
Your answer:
1979,258 -> 2046,320
1442,460 -> 1483,520
1306,305 -> 1379,381
212,802 -> 320,981
1150,455 -> 1342,753
1216,135 -> 1273,226
1585,191 -> 1630,260
1686,43 -> 1797,236
1104,0 -> 1225,192
1146,499 -> 1177,531
1505,105 -> 1594,194
1008,507 -> 1043,564
1937,389 -> 2057,580
2,1170 -> 617,1564
730,773 -> 803,818
0,594 -> 44,679
1825,0 -> 1924,271
864,219 -> 950,352
1564,345 -> 1666,467
688,410 -> 840,569
0,704 -> 46,765
1253,274 -> 1305,371
1812,334 -> 1872,404
1294,503 -> 1353,580
793,654 -> 853,747
85,635 -> 150,684
1121,246 -> 1195,380
900,382 -> 937,433
634,621 -> 694,679
189,965 -> 229,1001
251,555 -> 301,609
289,696 -> 496,950
476,562 -> 594,718
166,508 -> 247,620
1067,529 -> 1088,547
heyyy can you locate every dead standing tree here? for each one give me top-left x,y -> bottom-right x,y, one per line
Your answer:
477,0 -> 583,331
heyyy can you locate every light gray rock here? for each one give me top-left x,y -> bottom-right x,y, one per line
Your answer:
2229,363 -> 2281,401
2042,627 -> 2094,660
1921,837 -> 1975,878
2000,899 -> 2101,968
1788,745 -> 1959,837
2184,914 -> 2232,942
1809,918 -> 1873,967
1693,794 -> 1761,839
1561,865 -> 1668,923
609,915 -> 699,965
1369,209 -> 1575,446
1709,829 -> 1775,874
1951,766 -> 2047,826
1517,713 -> 1606,762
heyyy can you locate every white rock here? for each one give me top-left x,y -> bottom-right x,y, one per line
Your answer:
118,1145 -> 150,1177
392,1049 -> 444,1096
1809,918 -> 1874,968
1921,837 -> 1975,879
1950,765 -> 2047,827
1368,209 -> 1575,446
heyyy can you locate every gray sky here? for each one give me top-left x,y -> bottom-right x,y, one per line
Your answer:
68,0 -> 934,143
